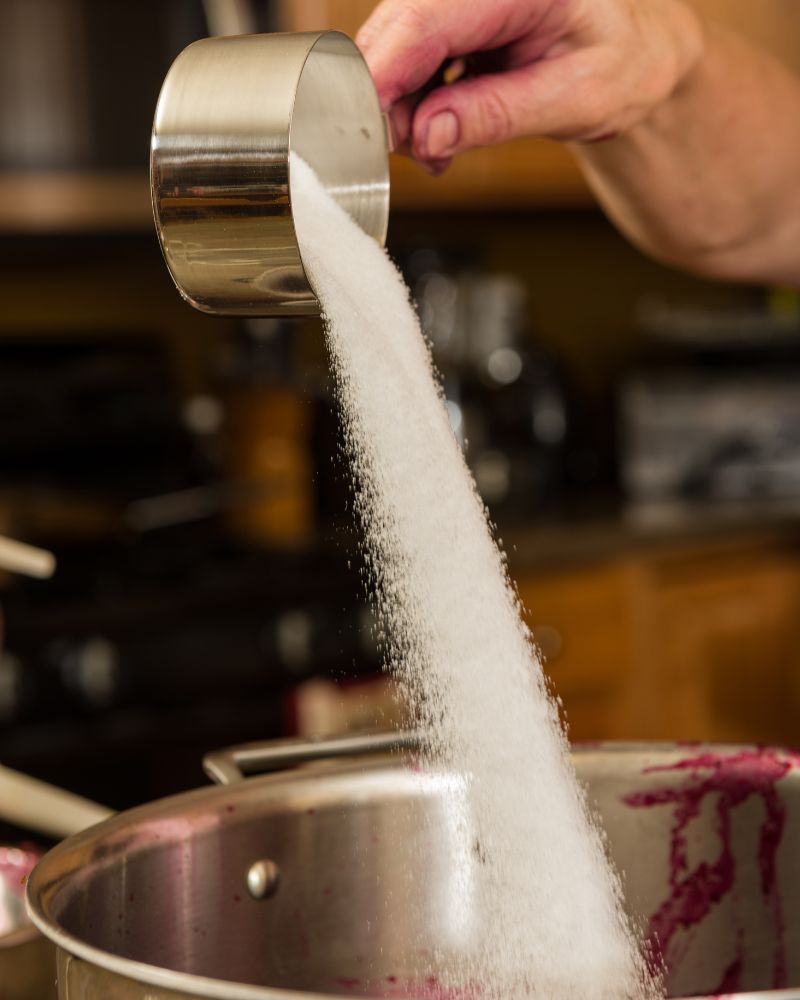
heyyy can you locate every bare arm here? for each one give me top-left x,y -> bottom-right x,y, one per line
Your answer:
357,0 -> 800,287
574,21 -> 800,285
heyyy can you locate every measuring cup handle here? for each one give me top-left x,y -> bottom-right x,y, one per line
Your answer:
202,730 -> 423,786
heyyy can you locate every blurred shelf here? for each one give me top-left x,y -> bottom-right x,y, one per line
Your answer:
390,140 -> 593,211
0,149 -> 591,236
0,130 -> 592,237
0,171 -> 152,233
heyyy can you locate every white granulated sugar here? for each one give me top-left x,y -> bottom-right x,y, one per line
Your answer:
290,152 -> 660,1000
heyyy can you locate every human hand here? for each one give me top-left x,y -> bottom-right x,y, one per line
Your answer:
356,0 -> 703,173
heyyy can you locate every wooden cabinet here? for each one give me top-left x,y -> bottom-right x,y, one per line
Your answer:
515,533 -> 800,746
0,172 -> 150,232
637,539 -> 800,744
284,527 -> 800,746
517,564 -> 636,741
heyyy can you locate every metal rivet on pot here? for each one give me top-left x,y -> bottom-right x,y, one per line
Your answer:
247,860 -> 280,900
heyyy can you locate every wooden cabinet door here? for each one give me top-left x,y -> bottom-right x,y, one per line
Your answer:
517,563 -> 635,742
641,541 -> 800,744
518,536 -> 800,746
279,0 -> 372,32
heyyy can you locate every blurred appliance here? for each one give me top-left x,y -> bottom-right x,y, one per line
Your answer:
621,373 -> 800,502
623,294 -> 800,503
0,0 -> 275,171
0,532 -> 379,813
0,336 -> 202,495
404,249 -> 571,518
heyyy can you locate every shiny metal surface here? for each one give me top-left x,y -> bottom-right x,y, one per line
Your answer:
150,31 -> 389,317
203,729 -> 420,785
246,860 -> 280,901
28,741 -> 800,1000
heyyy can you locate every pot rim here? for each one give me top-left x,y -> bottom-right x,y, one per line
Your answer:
25,740 -> 800,1000
28,927 -> 800,1000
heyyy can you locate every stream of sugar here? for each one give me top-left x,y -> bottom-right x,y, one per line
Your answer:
290,153 -> 660,1000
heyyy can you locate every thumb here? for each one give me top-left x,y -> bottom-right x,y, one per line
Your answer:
410,53 -> 611,159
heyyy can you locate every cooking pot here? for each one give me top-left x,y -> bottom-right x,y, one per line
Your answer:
27,735 -> 800,999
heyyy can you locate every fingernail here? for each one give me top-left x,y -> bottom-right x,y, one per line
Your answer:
423,111 -> 459,158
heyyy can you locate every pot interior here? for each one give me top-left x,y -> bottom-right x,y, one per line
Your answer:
28,744 -> 800,998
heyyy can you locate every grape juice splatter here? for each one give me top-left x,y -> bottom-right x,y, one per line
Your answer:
625,747 -> 798,993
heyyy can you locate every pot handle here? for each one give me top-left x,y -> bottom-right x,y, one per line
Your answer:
203,730 -> 423,785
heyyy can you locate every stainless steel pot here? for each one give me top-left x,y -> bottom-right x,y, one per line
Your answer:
27,737 -> 800,999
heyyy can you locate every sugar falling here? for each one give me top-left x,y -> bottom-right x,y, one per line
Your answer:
290,153 -> 661,1000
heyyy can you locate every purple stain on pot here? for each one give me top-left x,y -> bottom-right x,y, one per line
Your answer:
716,942 -> 744,994
623,748 -> 799,993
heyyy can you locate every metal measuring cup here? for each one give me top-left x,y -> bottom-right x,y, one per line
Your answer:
150,31 -> 390,317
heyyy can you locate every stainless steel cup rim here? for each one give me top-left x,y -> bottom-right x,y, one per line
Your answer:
151,30 -> 390,318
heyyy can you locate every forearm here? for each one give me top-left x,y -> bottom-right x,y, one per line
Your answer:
574,17 -> 800,286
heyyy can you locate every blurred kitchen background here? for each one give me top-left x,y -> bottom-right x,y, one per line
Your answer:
1,0 -> 799,827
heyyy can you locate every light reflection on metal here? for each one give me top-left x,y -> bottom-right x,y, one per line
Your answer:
150,32 -> 389,317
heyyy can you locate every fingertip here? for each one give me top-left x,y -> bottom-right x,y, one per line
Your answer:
354,3 -> 389,57
361,56 -> 397,114
416,155 -> 453,177
429,157 -> 453,176
356,29 -> 389,106
354,25 -> 371,51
